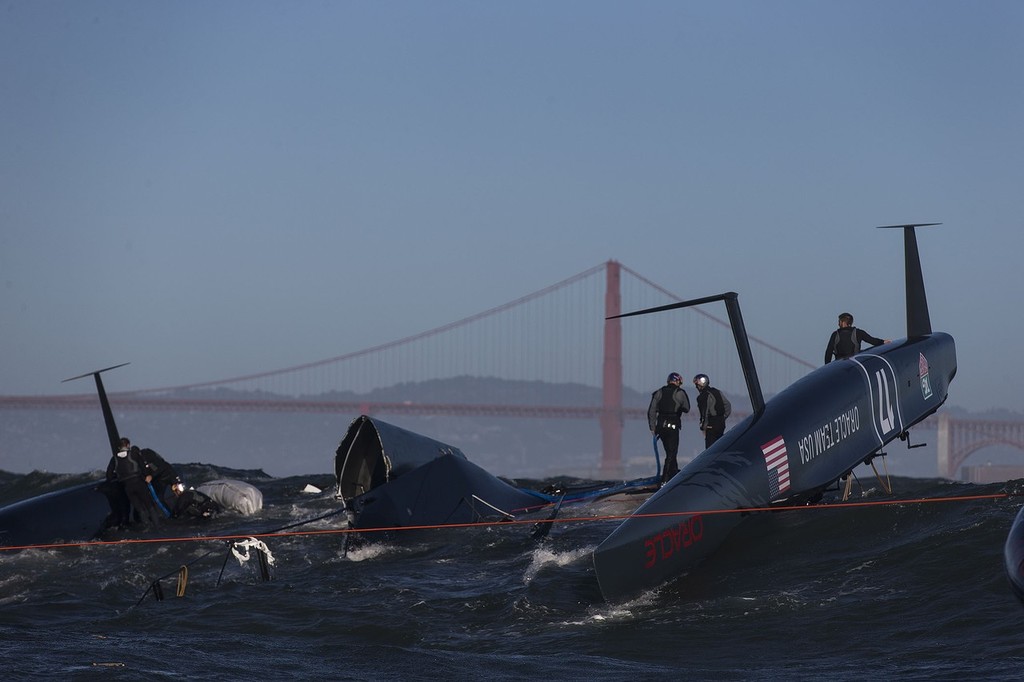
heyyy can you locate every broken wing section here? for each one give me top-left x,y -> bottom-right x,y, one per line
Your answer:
334,415 -> 548,531
335,415 -> 469,501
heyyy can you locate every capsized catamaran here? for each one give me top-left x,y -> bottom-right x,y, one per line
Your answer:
0,364 -> 259,550
593,224 -> 957,601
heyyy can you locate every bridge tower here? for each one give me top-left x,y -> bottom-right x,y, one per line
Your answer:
600,260 -> 624,477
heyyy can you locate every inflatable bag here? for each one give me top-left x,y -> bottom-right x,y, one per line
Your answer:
196,479 -> 263,516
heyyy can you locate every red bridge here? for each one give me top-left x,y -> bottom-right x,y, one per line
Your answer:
2,261 -> 1020,479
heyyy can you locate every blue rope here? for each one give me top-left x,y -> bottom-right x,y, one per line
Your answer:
652,434 -> 662,479
148,482 -> 171,517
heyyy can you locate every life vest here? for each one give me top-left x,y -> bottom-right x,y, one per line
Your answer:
832,327 -> 861,359
703,387 -> 731,427
656,386 -> 683,428
114,449 -> 143,480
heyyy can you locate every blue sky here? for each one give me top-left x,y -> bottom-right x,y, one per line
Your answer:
1,1 -> 1022,412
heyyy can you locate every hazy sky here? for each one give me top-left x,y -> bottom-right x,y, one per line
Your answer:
2,1 -> 1022,412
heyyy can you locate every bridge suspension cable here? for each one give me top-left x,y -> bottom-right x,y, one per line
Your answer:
116,261 -> 816,400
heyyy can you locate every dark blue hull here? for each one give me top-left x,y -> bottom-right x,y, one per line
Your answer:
0,479 -> 112,548
1005,503 -> 1024,604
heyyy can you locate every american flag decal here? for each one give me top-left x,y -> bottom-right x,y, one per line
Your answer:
762,436 -> 791,498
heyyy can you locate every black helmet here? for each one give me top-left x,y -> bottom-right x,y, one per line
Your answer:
693,374 -> 709,389
667,372 -> 683,384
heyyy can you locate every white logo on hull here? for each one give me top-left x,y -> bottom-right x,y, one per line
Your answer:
853,355 -> 904,445
875,369 -> 895,434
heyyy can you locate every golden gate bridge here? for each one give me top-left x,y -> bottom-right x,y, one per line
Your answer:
2,261 -> 1021,478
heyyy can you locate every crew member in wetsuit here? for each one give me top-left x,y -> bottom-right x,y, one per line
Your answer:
170,485 -> 222,519
693,374 -> 731,449
139,446 -> 182,509
824,312 -> 890,363
648,372 -> 690,485
107,438 -> 163,525
100,455 -> 132,529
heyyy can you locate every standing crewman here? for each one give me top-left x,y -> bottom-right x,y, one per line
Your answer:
648,372 -> 690,485
693,374 -> 732,449
824,312 -> 890,363
106,437 -> 163,526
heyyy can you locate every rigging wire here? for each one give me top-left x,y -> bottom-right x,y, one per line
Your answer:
2,491 -> 1013,555
4,489 -> 1010,608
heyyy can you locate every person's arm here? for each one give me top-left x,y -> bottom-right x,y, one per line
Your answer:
860,329 -> 888,347
679,389 -> 690,414
824,331 -> 837,364
132,450 -> 153,483
142,448 -> 178,482
648,391 -> 659,431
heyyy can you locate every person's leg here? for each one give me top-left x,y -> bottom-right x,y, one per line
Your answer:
660,428 -> 680,483
124,479 -> 161,525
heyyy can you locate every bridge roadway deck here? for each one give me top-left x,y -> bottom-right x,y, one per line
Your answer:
2,394 -> 943,428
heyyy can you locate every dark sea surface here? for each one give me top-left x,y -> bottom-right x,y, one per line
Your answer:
2,466 -> 1022,681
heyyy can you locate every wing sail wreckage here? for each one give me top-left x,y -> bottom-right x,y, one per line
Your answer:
335,414 -> 658,534
335,414 -> 550,529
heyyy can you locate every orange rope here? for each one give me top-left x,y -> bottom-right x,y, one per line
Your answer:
0,492 -> 1011,554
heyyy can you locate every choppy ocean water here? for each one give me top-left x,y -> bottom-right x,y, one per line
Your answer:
2,467 -> 1022,681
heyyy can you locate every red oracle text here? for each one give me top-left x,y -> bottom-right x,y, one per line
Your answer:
643,515 -> 704,569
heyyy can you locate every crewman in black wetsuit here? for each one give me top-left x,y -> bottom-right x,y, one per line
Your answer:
693,374 -> 731,449
106,438 -> 163,525
648,372 -> 690,485
98,465 -> 131,529
824,312 -> 890,363
170,486 -> 222,519
138,446 -> 182,509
